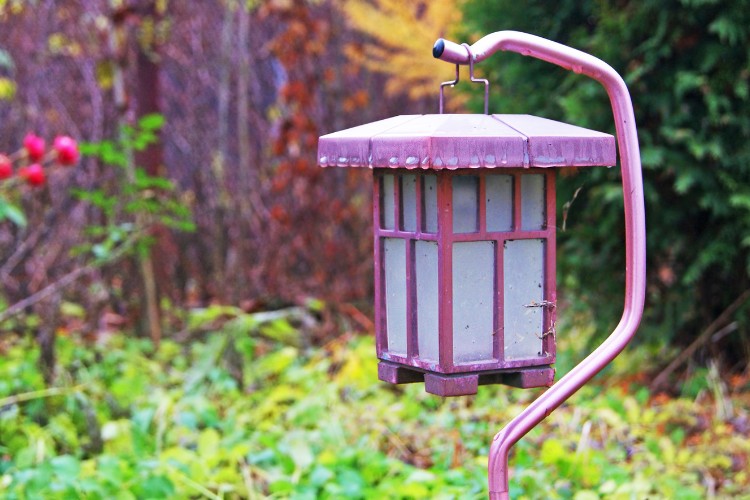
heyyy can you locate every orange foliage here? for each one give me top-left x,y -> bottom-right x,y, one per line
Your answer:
256,0 -> 373,307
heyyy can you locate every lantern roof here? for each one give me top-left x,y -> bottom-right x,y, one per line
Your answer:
318,114 -> 615,170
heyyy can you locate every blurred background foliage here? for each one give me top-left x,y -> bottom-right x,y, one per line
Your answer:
0,0 -> 389,350
1,0 -> 746,377
1,0 -> 750,498
0,0 -> 744,385
458,0 -> 750,377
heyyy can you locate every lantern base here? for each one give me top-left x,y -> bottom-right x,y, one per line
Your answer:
378,361 -> 555,397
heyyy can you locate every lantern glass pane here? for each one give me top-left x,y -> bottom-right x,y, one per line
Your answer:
503,239 -> 544,360
521,174 -> 546,230
381,174 -> 395,229
401,174 -> 417,231
383,238 -> 407,355
452,241 -> 495,364
416,241 -> 439,361
486,174 -> 513,232
422,174 -> 438,233
453,176 -> 479,233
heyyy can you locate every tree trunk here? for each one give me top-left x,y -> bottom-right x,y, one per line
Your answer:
110,4 -> 162,346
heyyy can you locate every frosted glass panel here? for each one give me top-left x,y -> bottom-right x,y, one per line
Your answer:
503,239 -> 544,360
416,241 -> 439,361
383,238 -> 407,355
452,176 -> 478,233
381,174 -> 395,229
486,174 -> 513,232
422,174 -> 438,233
453,241 -> 495,364
521,174 -> 545,230
401,174 -> 417,231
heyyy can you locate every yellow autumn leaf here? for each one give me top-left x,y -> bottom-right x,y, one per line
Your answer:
96,60 -> 114,90
341,0 -> 468,109
0,77 -> 16,100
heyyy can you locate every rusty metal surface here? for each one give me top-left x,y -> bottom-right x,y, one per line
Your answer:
318,114 -> 615,169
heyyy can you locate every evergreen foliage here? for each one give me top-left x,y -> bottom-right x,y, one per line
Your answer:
460,0 -> 750,365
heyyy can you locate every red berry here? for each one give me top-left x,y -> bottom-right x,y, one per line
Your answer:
53,135 -> 79,166
19,164 -> 45,186
23,133 -> 45,162
0,154 -> 12,180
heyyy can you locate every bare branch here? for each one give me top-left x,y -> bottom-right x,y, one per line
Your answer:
651,288 -> 750,390
0,235 -> 139,325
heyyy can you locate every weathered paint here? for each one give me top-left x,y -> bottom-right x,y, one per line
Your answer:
318,114 -> 615,170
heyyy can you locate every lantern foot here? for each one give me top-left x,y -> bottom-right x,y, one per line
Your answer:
425,372 -> 480,396
487,366 -> 555,389
378,361 -> 424,384
378,362 -> 481,396
378,361 -> 555,396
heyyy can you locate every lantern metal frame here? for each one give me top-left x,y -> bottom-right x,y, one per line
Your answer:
373,168 -> 558,393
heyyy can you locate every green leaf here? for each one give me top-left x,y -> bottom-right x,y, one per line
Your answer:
134,168 -> 173,190
136,475 -> 174,499
197,428 -> 221,458
573,491 -> 600,500
183,334 -> 229,392
0,200 -> 27,227
287,433 -> 314,472
49,455 -> 81,481
138,113 -> 165,131
0,48 -> 14,70
539,439 -> 567,466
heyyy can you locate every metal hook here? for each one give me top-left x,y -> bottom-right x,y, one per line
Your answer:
439,64 -> 459,114
437,44 -> 490,114
463,43 -> 490,115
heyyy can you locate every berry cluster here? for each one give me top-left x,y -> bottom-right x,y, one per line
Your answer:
0,133 -> 79,187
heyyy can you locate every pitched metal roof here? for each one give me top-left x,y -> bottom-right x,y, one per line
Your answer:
318,114 -> 616,169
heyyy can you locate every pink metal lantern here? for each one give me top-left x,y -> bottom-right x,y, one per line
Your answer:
319,30 -> 645,499
318,49 -> 616,398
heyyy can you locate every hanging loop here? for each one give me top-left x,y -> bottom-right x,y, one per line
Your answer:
463,43 -> 490,114
438,64 -> 459,114
438,44 -> 490,114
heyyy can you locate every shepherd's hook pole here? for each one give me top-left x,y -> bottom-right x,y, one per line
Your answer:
433,31 -> 646,499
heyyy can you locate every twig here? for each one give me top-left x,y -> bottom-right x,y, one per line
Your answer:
651,288 -> 750,390
0,266 -> 92,325
0,235 -> 139,325
165,464 -> 222,500
1,192 -> 80,280
524,300 -> 556,309
711,321 -> 738,343
0,227 -> 41,280
0,384 -> 86,407
339,302 -> 375,331
561,185 -> 583,232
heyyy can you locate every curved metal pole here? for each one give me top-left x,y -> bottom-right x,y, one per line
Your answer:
434,31 -> 646,499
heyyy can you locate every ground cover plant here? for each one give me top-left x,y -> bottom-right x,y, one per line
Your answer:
1,311 -> 748,499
